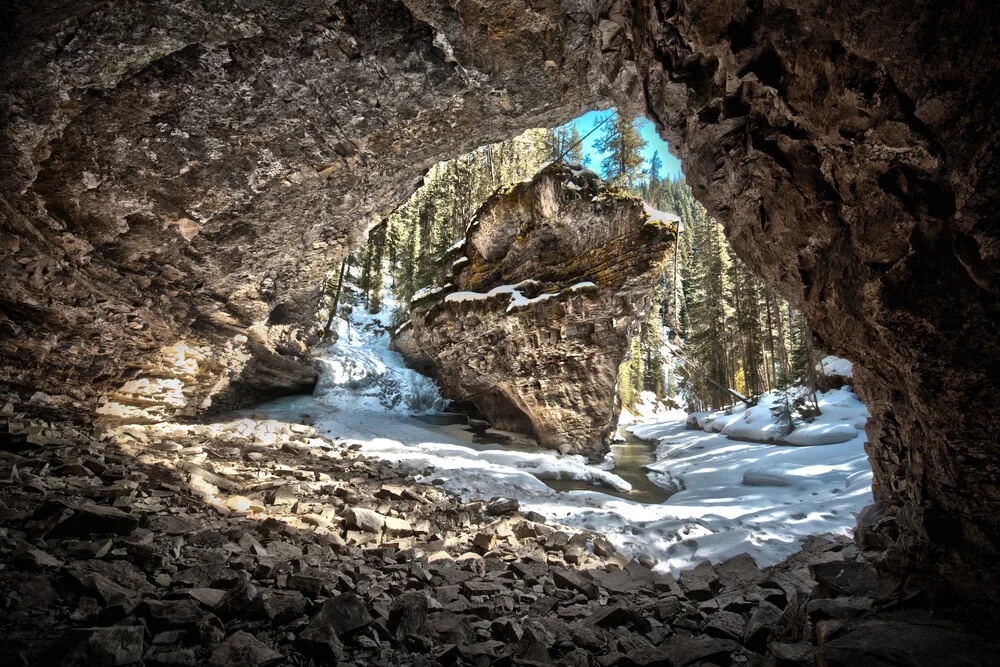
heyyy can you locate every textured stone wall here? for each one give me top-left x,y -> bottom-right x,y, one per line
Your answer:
2,0 -> 999,598
0,0 -> 627,420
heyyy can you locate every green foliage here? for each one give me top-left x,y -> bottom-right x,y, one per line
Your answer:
342,112 -> 823,418
366,128 -> 552,313
594,111 -> 647,190
618,336 -> 645,412
637,168 -> 821,412
544,122 -> 584,163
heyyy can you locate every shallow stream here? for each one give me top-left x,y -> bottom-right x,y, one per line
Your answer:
416,418 -> 674,504
542,428 -> 673,503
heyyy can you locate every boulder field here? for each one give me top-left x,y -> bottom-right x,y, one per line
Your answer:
2,408 -> 998,665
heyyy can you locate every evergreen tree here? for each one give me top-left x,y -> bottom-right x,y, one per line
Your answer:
344,117 -> 827,417
567,123 -> 583,163
640,299 -> 667,398
649,150 -> 663,186
618,336 -> 645,412
594,111 -> 646,189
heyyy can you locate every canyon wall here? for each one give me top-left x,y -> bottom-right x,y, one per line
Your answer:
2,0 -> 999,598
394,163 -> 674,455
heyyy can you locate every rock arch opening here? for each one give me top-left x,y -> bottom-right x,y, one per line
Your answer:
1,0 -> 999,638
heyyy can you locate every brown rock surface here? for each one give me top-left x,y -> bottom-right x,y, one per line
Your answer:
2,407 -> 996,666
394,164 -> 674,455
1,0 -> 999,599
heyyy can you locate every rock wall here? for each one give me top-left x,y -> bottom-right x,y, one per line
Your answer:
0,0 -> 627,421
2,0 -> 1000,598
394,164 -> 674,455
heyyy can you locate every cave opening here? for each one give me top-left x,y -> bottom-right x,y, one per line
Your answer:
2,0 -> 1000,663
307,105 -> 875,572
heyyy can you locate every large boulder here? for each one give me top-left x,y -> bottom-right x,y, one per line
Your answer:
394,164 -> 674,455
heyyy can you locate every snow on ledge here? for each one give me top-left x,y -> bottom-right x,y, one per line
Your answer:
817,355 -> 853,378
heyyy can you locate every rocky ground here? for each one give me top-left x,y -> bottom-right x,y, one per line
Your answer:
1,406 -> 997,666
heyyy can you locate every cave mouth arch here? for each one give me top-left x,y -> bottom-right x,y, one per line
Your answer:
1,0 -> 999,602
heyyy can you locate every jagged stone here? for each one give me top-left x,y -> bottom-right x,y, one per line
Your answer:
249,589 -> 309,624
44,502 -> 139,539
214,579 -> 260,619
806,597 -> 874,622
142,600 -> 205,630
679,561 -> 721,601
744,601 -> 784,653
303,592 -> 373,641
206,631 -> 283,667
395,164 -> 674,456
345,507 -> 386,533
184,588 -> 227,609
810,559 -> 898,599
593,536 -> 616,559
586,605 -> 652,634
486,498 -> 521,517
427,612 -> 475,644
173,565 -> 245,589
818,618 -> 1000,667
716,553 -> 763,591
770,642 -> 816,666
703,610 -> 746,642
13,545 -> 63,569
384,516 -> 413,536
640,635 -> 740,666
145,648 -> 198,667
552,568 -> 599,599
34,626 -> 144,667
387,591 -> 430,640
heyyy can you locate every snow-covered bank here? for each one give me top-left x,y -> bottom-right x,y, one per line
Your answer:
685,388 -> 868,447
624,399 -> 872,571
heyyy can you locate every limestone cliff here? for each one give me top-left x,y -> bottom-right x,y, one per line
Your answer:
394,164 -> 674,456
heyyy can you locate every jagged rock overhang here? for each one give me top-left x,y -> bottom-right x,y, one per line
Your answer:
2,0 -> 1000,600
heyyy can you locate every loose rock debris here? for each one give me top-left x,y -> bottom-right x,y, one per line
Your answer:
1,410 -> 997,666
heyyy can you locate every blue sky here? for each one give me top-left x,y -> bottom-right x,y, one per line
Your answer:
557,109 -> 684,181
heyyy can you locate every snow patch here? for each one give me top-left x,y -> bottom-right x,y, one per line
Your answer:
270,274 -> 876,577
644,204 -> 682,228
817,355 -> 853,379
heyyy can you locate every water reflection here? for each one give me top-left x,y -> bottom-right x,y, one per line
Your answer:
543,428 -> 674,503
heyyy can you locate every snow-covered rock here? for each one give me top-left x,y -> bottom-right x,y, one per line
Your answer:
394,163 -> 675,456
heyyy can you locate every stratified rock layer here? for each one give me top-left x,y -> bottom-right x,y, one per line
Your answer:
395,164 -> 674,455
2,0 -> 1000,600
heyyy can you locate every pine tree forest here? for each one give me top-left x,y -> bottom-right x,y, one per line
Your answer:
333,112 -> 823,413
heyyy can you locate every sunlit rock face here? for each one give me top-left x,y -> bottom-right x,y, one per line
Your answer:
394,164 -> 674,455
2,0 -> 1000,597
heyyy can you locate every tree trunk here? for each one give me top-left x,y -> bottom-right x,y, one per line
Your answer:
323,257 -> 349,341
765,295 -> 777,391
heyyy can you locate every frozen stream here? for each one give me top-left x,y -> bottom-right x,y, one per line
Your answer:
236,289 -> 873,574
